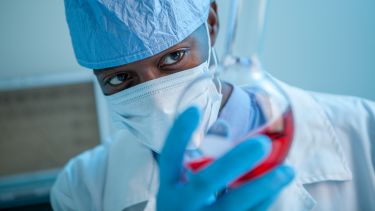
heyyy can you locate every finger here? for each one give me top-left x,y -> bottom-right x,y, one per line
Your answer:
159,106 -> 201,185
206,165 -> 294,211
184,136 -> 272,201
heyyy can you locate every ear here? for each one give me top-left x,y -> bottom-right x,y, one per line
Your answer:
207,1 -> 219,47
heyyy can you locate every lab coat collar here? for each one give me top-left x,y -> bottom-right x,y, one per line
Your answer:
280,81 -> 352,183
103,130 -> 159,210
273,80 -> 353,210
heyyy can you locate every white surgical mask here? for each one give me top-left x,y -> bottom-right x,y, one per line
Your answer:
105,26 -> 222,153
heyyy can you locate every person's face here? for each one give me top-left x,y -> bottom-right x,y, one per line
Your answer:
94,2 -> 219,96
94,25 -> 209,96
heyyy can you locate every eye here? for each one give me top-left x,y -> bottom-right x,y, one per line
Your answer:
106,73 -> 130,86
160,49 -> 187,67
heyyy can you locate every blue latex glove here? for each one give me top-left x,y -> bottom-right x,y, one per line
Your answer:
157,106 -> 295,211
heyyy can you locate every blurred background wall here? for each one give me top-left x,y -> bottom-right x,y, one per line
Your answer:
0,0 -> 86,79
0,0 -> 374,100
262,0 -> 375,100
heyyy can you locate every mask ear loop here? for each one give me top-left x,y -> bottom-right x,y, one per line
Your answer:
205,22 -> 222,95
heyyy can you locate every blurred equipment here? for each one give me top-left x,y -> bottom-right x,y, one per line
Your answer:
178,0 -> 294,189
0,73 -> 106,209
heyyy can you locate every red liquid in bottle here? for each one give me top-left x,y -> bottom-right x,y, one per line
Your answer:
186,107 -> 294,187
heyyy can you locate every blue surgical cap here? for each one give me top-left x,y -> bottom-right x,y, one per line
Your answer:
64,0 -> 211,69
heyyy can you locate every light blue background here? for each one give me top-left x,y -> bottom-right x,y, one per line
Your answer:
262,0 -> 375,100
0,0 -> 374,100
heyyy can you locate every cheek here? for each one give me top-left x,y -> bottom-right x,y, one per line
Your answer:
189,50 -> 205,66
190,43 -> 208,65
193,41 -> 209,64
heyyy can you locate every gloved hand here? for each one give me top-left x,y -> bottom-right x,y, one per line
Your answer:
157,106 -> 295,211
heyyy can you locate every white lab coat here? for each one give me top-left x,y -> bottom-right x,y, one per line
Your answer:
50,82 -> 375,211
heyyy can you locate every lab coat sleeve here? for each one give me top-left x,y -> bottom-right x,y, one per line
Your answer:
50,168 -> 77,211
363,99 -> 375,169
50,145 -> 109,211
353,98 -> 375,170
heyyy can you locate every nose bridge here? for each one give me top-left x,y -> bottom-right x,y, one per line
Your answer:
137,66 -> 162,83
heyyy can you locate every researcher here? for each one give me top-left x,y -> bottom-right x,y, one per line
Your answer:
51,0 -> 375,210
